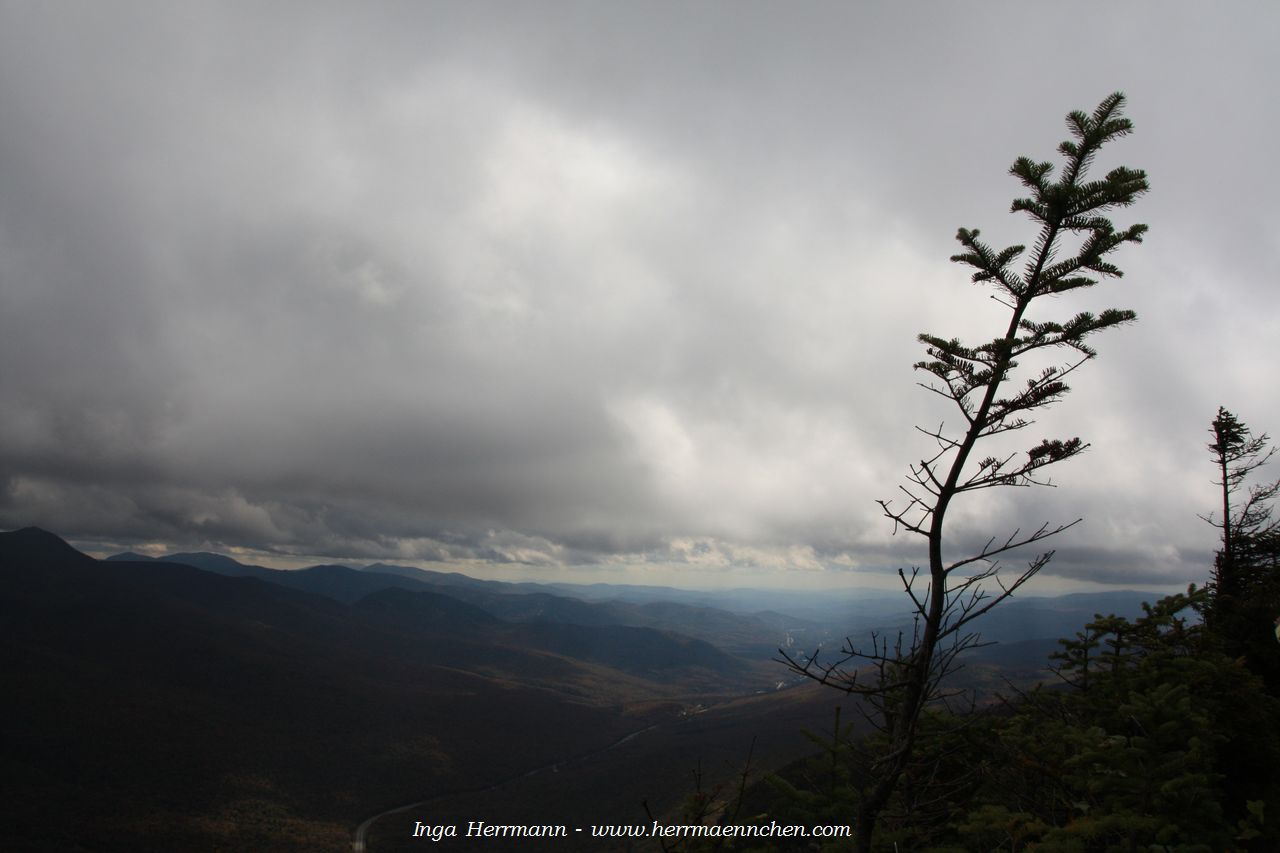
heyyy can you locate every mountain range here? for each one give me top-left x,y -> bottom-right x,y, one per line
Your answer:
3,526 -> 1166,851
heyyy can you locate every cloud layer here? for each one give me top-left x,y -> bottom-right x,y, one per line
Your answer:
3,3 -> 1278,590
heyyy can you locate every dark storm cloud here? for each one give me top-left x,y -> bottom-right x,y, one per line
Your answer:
2,2 -> 1277,590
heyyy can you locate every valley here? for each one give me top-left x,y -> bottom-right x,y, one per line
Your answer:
1,527 -> 1160,851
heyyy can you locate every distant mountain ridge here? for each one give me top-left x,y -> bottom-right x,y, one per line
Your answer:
1,526 -> 787,851
103,547 -> 806,658
100,543 -> 1170,654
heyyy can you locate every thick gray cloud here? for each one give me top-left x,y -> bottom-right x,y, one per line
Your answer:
2,2 -> 1277,591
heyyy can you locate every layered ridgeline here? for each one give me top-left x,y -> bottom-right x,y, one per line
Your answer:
1,527 -> 826,852
2,527 -> 1164,851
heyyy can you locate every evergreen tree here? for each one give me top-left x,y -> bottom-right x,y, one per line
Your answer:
780,92 -> 1148,852
1201,407 -> 1280,687
958,589 -> 1280,852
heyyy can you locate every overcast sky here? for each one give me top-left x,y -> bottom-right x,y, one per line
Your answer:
2,2 -> 1277,592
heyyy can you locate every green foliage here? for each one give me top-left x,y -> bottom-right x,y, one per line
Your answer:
960,590 -> 1280,852
952,805 -> 1049,852
740,589 -> 1280,852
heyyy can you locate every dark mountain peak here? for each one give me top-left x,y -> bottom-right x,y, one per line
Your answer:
0,526 -> 94,568
300,563 -> 359,575
362,562 -> 492,589
104,551 -> 157,562
363,562 -> 407,573
162,551 -> 253,574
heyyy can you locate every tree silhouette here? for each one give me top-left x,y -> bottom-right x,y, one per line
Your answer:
780,92 -> 1149,851
1205,407 -> 1278,598
1202,407 -> 1280,686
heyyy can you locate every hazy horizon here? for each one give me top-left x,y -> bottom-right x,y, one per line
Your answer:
52,531 -> 1177,597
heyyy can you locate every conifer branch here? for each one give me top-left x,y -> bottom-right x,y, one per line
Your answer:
781,93 -> 1147,853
